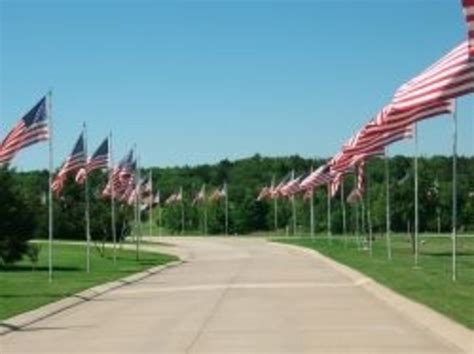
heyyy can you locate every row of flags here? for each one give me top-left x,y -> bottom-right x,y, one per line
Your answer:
257,1 -> 473,204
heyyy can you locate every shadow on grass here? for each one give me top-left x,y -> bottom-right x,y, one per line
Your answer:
0,265 -> 82,272
421,251 -> 474,257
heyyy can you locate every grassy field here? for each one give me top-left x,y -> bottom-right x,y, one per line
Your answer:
0,242 -> 178,321
274,234 -> 474,329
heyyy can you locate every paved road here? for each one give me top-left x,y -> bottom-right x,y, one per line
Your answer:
1,237 -> 467,353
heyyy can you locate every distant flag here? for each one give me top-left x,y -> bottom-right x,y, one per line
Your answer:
165,193 -> 177,205
462,0 -> 474,58
153,191 -> 161,206
102,149 -> 135,198
76,137 -> 109,184
51,132 -> 86,196
209,185 -> 226,202
0,97 -> 48,165
192,184 -> 206,205
280,173 -> 308,198
256,186 -> 271,201
270,173 -> 292,198
299,164 -> 333,191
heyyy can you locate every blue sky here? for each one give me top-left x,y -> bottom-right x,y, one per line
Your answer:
1,0 -> 472,170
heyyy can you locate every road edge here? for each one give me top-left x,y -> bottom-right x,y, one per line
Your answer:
273,242 -> 473,354
0,260 -> 183,336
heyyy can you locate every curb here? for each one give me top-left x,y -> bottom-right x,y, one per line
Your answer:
272,242 -> 473,354
0,260 -> 183,336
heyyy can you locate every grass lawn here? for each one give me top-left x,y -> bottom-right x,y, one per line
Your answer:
274,234 -> 474,329
0,242 -> 178,321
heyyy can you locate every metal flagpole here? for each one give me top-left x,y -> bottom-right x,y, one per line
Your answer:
291,170 -> 296,236
310,190 -> 315,239
341,177 -> 347,244
273,176 -> 278,234
327,183 -> 332,240
109,132 -> 117,264
385,148 -> 392,260
204,184 -> 208,235
452,101 -> 458,281
414,124 -> 419,267
135,151 -> 141,260
47,90 -> 54,283
353,172 -> 361,250
366,168 -> 373,257
149,170 -> 153,237
84,123 -> 91,273
309,167 -> 315,239
180,186 -> 185,234
224,182 -> 229,236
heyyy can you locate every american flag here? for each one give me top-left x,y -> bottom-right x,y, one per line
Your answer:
165,189 -> 182,205
0,97 -> 49,165
209,184 -> 226,202
347,101 -> 453,154
463,0 -> 474,58
392,41 -> 474,110
102,150 -> 135,198
270,173 -> 292,198
280,173 -> 308,198
75,137 -> 109,184
153,191 -> 161,206
299,164 -> 333,191
192,184 -> 206,205
256,186 -> 271,201
51,132 -> 86,195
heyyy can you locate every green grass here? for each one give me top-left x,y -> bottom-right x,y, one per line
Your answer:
0,242 -> 178,321
274,234 -> 474,329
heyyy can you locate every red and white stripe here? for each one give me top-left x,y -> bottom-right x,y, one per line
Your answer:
392,41 -> 474,110
299,164 -> 333,191
463,0 -> 474,58
51,154 -> 86,196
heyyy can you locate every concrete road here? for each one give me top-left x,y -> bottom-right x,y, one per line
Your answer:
1,237 -> 467,353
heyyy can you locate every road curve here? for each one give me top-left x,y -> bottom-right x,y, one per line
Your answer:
1,237 -> 467,353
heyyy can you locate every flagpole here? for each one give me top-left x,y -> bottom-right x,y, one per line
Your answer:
366,167 -> 373,257
180,186 -> 185,235
414,124 -> 419,268
47,90 -> 54,283
136,153 -> 141,259
273,176 -> 278,234
354,172 -> 361,250
327,183 -> 332,242
341,177 -> 347,243
84,123 -> 91,273
291,170 -> 296,236
452,101 -> 458,281
109,132 -> 117,264
385,148 -> 392,260
149,169 -> 153,237
224,182 -> 229,236
204,184 -> 208,236
310,191 -> 315,239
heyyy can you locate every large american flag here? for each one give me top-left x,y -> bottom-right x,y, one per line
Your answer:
463,0 -> 474,58
75,137 -> 109,184
51,132 -> 86,195
0,97 -> 49,165
392,41 -> 473,110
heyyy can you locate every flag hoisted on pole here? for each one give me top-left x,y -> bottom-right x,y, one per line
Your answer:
452,100 -> 458,281
149,170 -> 153,237
414,124 -> 420,268
109,132 -> 117,264
224,182 -> 229,236
385,148 -> 392,261
290,170 -> 297,236
327,182 -> 332,239
47,92 -> 54,283
83,123 -> 91,273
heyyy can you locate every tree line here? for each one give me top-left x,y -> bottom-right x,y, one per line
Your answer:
1,154 -> 473,264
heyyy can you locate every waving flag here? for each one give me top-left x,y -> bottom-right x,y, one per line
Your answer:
209,185 -> 226,202
192,184 -> 206,205
299,164 -> 333,191
76,137 -> 109,184
270,174 -> 292,198
153,191 -> 161,206
51,132 -> 86,195
102,150 -> 135,198
463,0 -> 474,58
0,97 -> 48,165
392,41 -> 474,110
256,186 -> 271,201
